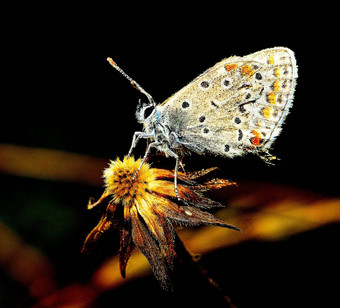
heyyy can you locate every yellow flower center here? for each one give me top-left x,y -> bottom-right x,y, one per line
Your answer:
103,156 -> 156,206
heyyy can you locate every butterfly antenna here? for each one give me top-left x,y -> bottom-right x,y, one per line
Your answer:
107,57 -> 155,106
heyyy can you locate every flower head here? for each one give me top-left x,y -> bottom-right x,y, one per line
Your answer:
82,156 -> 239,289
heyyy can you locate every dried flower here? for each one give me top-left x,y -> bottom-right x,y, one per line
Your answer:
82,156 -> 239,289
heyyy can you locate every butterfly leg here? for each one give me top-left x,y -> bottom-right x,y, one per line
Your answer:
174,156 -> 180,200
128,131 -> 153,157
167,132 -> 186,198
178,153 -> 185,172
258,150 -> 280,165
163,146 -> 181,200
133,140 -> 162,180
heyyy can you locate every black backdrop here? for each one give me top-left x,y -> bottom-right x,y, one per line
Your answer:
6,6 -> 339,195
2,3 -> 339,307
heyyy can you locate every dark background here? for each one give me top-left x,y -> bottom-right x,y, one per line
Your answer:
6,5 -> 339,196
2,3 -> 339,307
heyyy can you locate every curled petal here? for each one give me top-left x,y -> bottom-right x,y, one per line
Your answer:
81,218 -> 112,253
87,189 -> 112,210
81,203 -> 118,253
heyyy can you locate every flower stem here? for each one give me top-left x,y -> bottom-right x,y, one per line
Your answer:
174,235 -> 237,308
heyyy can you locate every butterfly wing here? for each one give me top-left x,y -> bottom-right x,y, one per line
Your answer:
160,47 -> 298,158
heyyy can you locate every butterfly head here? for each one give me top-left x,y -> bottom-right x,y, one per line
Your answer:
136,99 -> 156,124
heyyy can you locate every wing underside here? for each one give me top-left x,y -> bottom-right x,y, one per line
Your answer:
160,47 -> 298,158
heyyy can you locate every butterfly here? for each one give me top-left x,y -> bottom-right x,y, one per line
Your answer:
107,47 -> 298,197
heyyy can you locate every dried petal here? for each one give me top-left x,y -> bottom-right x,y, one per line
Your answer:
149,179 -> 225,209
178,167 -> 219,180
178,184 -> 225,208
202,178 -> 238,191
119,222 -> 133,278
178,206 -> 240,230
130,207 -> 173,290
153,166 -> 217,181
81,203 -> 118,253
136,195 -> 175,268
87,189 -> 112,210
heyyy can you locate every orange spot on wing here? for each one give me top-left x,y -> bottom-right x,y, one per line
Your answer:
240,64 -> 255,77
273,80 -> 280,92
252,130 -> 261,138
262,107 -> 272,119
251,130 -> 262,146
225,64 -> 238,71
268,92 -> 277,104
274,67 -> 281,77
268,55 -> 274,65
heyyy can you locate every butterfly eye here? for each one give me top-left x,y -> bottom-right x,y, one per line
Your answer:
143,105 -> 154,119
136,100 -> 154,123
